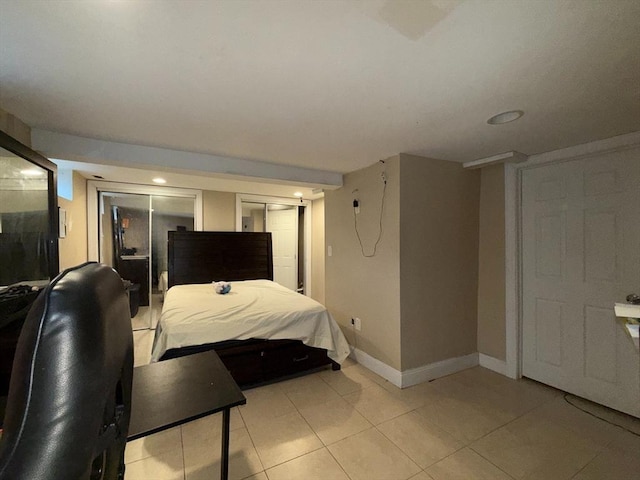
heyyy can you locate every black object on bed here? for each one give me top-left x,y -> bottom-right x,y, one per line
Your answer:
164,231 -> 339,387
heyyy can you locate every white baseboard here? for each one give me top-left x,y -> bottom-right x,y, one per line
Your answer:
349,348 -> 480,388
349,348 -> 403,387
478,353 -> 507,376
401,353 -> 479,388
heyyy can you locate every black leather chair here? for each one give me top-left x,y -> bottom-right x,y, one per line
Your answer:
0,262 -> 134,480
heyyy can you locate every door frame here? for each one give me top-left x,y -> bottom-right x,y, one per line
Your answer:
235,193 -> 312,295
505,132 -> 640,379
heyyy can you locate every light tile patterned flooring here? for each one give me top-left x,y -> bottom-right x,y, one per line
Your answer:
127,331 -> 640,480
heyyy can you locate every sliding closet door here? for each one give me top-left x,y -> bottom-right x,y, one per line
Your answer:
99,192 -> 152,330
241,199 -> 305,292
150,195 -> 195,328
241,202 -> 265,232
98,191 -> 197,330
266,205 -> 299,291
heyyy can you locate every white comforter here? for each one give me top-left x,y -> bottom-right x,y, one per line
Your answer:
151,280 -> 350,363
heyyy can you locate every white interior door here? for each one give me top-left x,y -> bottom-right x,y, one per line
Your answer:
266,206 -> 298,290
521,149 -> 640,417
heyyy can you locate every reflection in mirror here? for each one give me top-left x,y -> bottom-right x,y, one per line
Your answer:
98,191 -> 196,331
0,148 -> 49,285
99,192 -> 151,330
151,195 -> 194,329
242,201 -> 305,293
266,204 -> 301,292
241,202 -> 265,232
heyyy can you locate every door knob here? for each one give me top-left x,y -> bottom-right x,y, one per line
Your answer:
626,293 -> 640,305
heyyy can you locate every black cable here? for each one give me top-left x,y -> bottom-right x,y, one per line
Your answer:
563,393 -> 640,437
354,177 -> 387,257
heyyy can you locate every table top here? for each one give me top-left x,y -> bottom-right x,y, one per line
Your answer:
128,350 -> 246,441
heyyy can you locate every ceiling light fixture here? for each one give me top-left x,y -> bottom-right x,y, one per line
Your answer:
293,192 -> 303,198
153,177 -> 167,184
487,110 -> 524,125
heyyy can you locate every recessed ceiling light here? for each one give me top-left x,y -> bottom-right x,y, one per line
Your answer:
153,177 -> 167,184
20,168 -> 44,176
293,192 -> 303,198
487,110 -> 524,125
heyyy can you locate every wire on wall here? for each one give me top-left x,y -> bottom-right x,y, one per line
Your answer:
353,163 -> 387,257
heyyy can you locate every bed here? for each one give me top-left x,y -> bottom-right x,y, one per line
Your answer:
151,231 -> 350,386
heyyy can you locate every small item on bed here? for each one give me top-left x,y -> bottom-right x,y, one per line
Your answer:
212,281 -> 231,294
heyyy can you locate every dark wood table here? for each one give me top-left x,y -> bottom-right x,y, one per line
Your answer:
128,350 -> 246,480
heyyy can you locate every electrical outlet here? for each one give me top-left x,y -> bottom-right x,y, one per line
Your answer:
354,317 -> 362,331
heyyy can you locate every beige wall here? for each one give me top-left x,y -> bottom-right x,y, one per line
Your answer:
326,154 -> 481,373
310,198 -> 325,304
58,171 -> 88,270
0,107 -> 31,146
203,190 -> 236,230
399,154 -> 480,369
476,164 -> 506,360
325,156 -> 402,370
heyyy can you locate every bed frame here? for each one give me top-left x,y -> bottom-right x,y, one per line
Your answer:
164,231 -> 339,386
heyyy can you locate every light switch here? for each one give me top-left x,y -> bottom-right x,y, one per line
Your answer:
328,245 -> 333,257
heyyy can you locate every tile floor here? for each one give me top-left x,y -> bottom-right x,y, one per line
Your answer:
131,293 -> 163,332
126,331 -> 640,480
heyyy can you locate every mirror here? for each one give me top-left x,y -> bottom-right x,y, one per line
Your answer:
0,132 -> 58,287
100,192 -> 151,330
98,190 -> 196,331
241,200 -> 305,293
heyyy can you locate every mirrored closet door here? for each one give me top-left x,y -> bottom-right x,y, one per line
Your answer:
239,196 -> 309,294
88,182 -> 202,331
100,192 -> 152,330
151,194 -> 195,324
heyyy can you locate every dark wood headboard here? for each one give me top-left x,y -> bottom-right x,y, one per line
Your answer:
168,231 -> 273,287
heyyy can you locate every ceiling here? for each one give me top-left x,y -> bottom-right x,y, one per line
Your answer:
1,0 -> 639,191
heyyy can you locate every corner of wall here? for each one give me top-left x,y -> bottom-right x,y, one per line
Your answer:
310,198 -> 325,304
324,157 -> 402,370
58,171 -> 88,270
0,108 -> 31,146
399,154 -> 480,370
476,164 -> 507,361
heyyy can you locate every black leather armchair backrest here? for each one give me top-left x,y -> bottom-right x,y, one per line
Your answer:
0,262 -> 133,480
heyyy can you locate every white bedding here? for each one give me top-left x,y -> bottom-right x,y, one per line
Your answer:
150,279 -> 350,363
